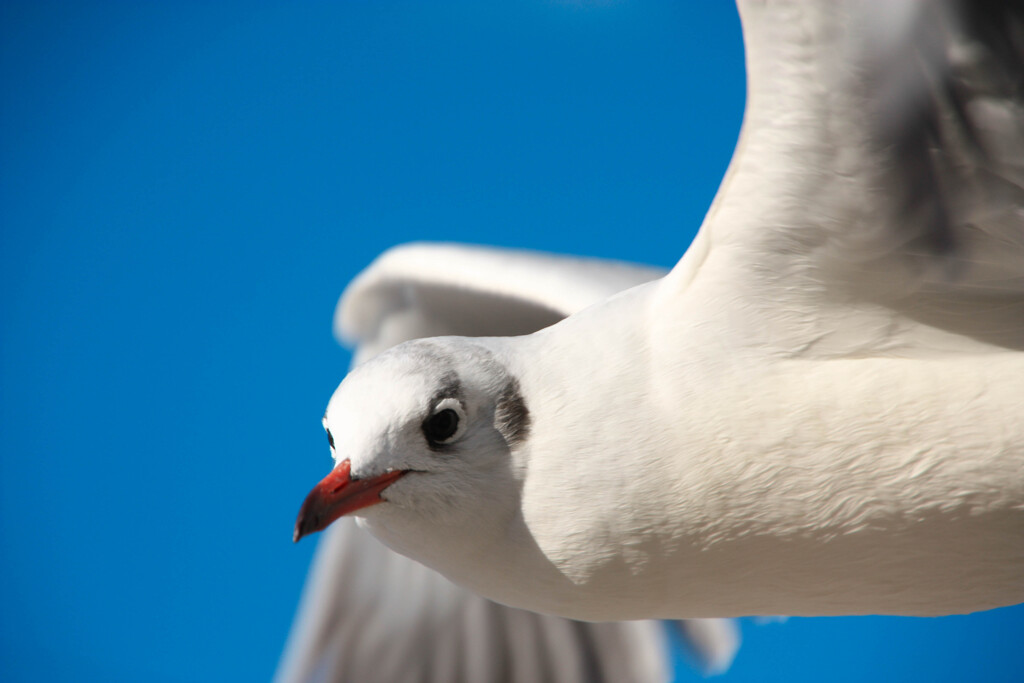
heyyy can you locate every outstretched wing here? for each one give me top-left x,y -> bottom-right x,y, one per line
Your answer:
278,243 -> 738,683
669,0 -> 1024,357
336,242 -> 668,365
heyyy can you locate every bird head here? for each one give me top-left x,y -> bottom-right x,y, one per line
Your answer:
293,338 -> 530,545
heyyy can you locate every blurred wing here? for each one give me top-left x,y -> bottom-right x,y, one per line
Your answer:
670,0 -> 1024,356
278,243 -> 738,683
276,518 -> 675,683
336,242 -> 667,365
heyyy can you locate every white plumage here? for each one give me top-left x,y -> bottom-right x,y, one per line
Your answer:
283,0 -> 1024,679
279,246 -> 739,682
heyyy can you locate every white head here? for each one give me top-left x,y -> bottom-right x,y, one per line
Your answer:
294,338 -> 531,560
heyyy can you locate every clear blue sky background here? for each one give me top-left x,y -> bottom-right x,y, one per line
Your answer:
2,2 -> 1021,681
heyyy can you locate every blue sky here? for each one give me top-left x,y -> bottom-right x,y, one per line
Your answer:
1,2 -> 1021,681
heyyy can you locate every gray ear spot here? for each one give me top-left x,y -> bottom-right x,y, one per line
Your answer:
495,377 -> 530,447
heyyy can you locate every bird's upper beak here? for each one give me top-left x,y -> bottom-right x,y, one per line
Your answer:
293,459 -> 405,542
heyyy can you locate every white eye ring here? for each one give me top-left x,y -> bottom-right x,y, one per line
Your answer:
423,398 -> 466,446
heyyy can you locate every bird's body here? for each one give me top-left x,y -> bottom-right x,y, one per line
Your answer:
354,285 -> 1024,620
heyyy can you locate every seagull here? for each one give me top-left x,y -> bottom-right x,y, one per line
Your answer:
293,0 -> 1023,639
277,245 -> 740,682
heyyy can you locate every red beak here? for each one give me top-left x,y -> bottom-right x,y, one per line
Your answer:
293,459 -> 405,542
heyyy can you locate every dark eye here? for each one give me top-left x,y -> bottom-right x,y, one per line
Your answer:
423,408 -> 459,445
326,429 -> 334,449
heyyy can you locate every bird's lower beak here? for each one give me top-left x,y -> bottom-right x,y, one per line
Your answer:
293,459 -> 405,542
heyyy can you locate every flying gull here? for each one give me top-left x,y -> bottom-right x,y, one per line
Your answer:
287,0 -> 1024,674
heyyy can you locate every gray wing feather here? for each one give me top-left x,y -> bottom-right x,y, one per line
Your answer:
276,519 -> 675,683
689,1 -> 1024,358
336,243 -> 667,365
865,0 -> 1024,289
